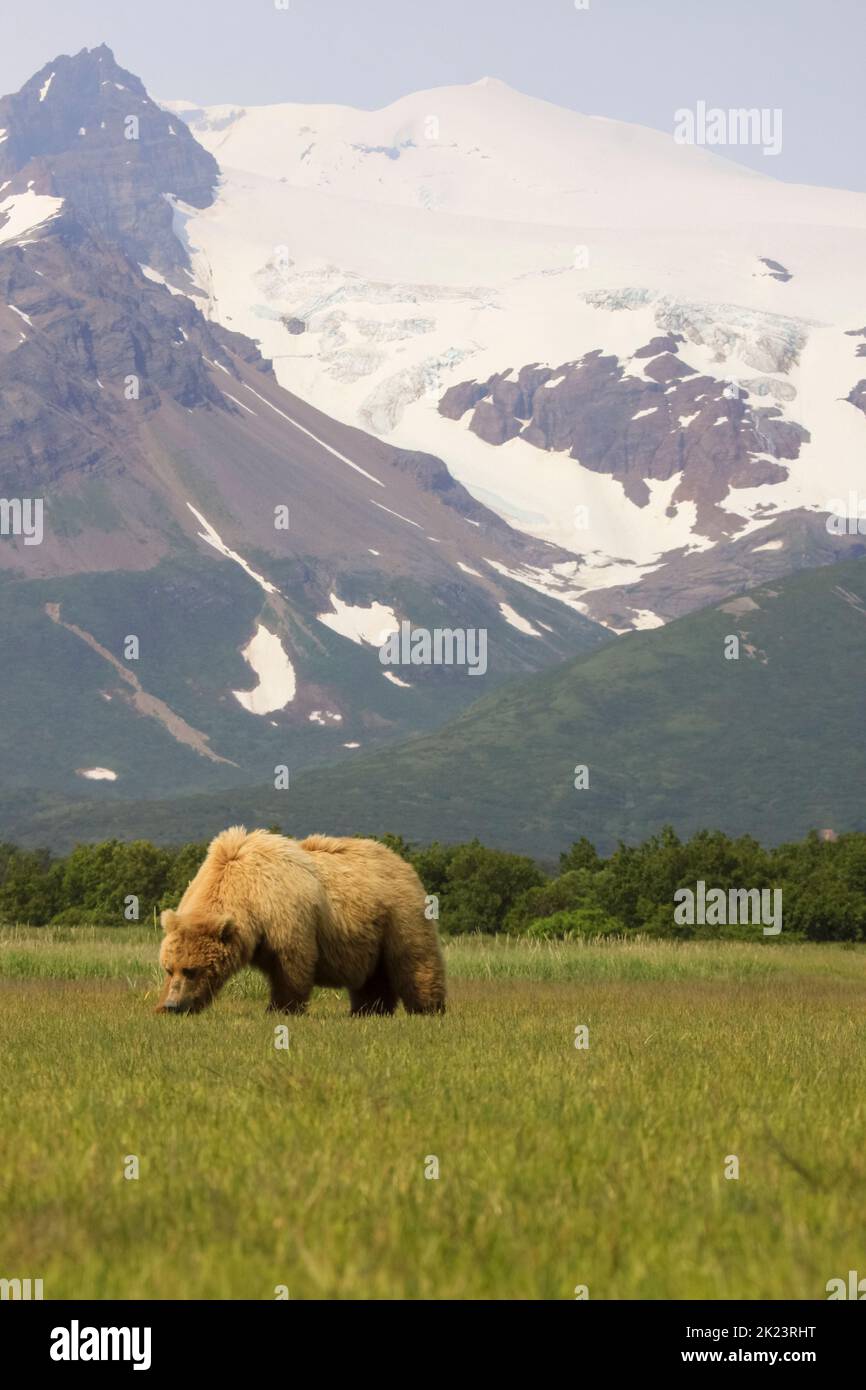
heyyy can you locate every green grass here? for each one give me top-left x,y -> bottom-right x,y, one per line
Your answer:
1,928 -> 865,1299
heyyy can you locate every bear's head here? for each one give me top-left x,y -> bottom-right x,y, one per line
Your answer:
156,909 -> 239,1015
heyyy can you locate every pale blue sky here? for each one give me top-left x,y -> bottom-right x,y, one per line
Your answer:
1,0 -> 863,191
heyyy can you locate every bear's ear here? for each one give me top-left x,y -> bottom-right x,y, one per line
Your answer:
217,917 -> 236,945
160,909 -> 178,933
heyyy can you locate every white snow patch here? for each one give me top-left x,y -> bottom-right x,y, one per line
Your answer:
629,608 -> 665,629
317,593 -> 399,646
186,502 -> 281,595
752,537 -> 784,552
343,741 -> 361,748
383,670 -> 412,688
631,406 -> 658,420
139,264 -> 187,296
0,190 -> 64,245
77,767 -> 117,782
368,548 -> 380,555
370,499 -> 421,528
499,602 -> 541,636
232,624 -> 296,714
8,304 -> 33,326
457,561 -> 482,577
39,73 -> 54,102
222,390 -> 257,415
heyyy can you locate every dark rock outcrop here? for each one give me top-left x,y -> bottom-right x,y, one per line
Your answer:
439,339 -> 810,538
632,334 -> 684,358
0,45 -> 218,272
848,381 -> 866,417
846,327 -> 866,358
758,257 -> 793,282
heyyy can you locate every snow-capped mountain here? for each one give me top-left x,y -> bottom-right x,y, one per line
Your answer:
167,78 -> 866,629
0,49 -> 606,801
2,44 -> 865,806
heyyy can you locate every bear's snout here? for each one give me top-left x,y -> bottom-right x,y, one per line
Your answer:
157,993 -> 200,1015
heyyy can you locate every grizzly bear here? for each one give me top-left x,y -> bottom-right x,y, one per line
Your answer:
156,827 -> 446,1016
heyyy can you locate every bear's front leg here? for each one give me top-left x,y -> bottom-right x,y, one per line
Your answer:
252,940 -> 312,1014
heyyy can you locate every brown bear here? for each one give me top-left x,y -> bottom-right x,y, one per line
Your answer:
156,827 -> 446,1016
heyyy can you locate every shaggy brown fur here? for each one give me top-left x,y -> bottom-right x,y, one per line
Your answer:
156,827 -> 446,1016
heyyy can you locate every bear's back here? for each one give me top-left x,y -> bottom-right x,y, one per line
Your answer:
181,827 -> 323,927
299,834 -> 425,916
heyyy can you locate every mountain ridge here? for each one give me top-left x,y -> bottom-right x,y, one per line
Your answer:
165,70 -> 866,630
1,45 -> 609,805
5,552 -> 865,853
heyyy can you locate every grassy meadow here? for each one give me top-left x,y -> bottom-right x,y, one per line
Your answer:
1,927 -> 865,1300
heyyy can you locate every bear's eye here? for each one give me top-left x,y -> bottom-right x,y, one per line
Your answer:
182,968 -> 198,980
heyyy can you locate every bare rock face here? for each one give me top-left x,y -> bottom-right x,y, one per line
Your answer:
848,382 -> 866,417
439,378 -> 490,420
471,398 -> 523,445
846,327 -> 866,359
843,330 -> 866,416
438,339 -> 811,538
757,257 -> 793,283
0,217 -> 244,489
0,44 -> 218,272
632,334 -> 683,358
0,47 -> 249,492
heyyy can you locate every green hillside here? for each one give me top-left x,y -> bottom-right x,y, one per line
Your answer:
0,551 -> 604,805
5,556 -> 866,854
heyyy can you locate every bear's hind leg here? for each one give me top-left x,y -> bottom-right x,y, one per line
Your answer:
386,936 -> 446,1015
349,952 -> 397,1016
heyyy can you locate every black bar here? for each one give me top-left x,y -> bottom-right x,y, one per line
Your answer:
3,1298 -> 861,1375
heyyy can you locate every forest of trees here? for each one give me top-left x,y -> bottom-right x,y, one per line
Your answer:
1,827 -> 865,940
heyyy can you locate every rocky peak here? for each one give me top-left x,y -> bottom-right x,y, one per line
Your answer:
0,45 -> 218,271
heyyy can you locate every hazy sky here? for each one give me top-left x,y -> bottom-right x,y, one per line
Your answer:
1,0 -> 863,191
